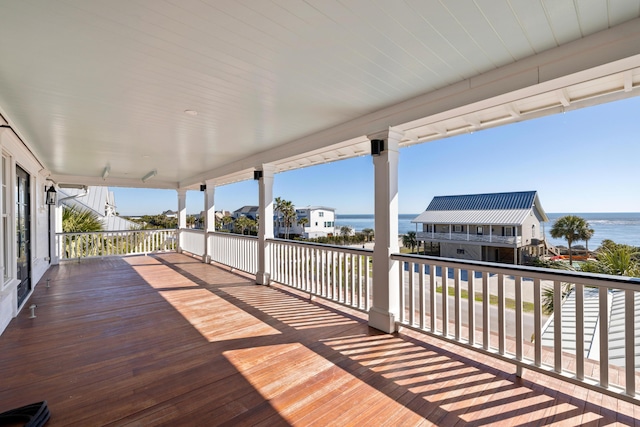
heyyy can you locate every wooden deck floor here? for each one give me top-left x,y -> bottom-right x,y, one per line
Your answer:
1,253 -> 638,426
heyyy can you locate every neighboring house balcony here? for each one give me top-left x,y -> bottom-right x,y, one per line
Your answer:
417,231 -> 522,246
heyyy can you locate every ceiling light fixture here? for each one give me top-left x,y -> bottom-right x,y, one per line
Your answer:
141,169 -> 157,182
102,166 -> 110,180
184,109 -> 198,116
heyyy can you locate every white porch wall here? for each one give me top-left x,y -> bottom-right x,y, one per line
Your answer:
0,128 -> 51,335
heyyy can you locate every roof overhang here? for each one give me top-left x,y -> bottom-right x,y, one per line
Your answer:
412,209 -> 532,226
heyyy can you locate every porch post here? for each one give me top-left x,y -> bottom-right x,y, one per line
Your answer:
54,204 -> 63,262
368,127 -> 403,333
49,201 -> 58,265
203,180 -> 216,263
177,189 -> 187,253
256,164 -> 275,285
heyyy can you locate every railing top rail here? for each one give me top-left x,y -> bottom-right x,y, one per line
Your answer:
391,252 -> 640,289
268,237 -> 373,255
210,231 -> 258,240
57,229 -> 176,236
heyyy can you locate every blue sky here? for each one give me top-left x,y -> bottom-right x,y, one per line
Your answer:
112,96 -> 640,216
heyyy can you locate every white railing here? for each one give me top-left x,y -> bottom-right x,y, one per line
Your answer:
180,229 -> 205,256
56,229 -> 176,260
209,232 -> 258,274
417,231 -> 521,245
270,239 -> 372,312
393,253 -> 640,403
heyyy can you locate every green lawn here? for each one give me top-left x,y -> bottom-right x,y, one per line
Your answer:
435,285 -> 535,313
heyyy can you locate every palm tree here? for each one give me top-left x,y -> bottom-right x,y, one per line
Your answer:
275,197 -> 296,239
62,206 -> 105,258
234,216 -> 254,235
62,206 -> 104,233
221,215 -> 234,231
596,245 -> 640,276
402,231 -> 417,252
297,217 -> 309,237
362,228 -> 374,242
550,215 -> 591,265
580,226 -> 595,257
340,225 -> 353,244
186,214 -> 196,228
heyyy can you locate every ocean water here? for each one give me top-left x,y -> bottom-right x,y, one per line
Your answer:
335,213 -> 640,248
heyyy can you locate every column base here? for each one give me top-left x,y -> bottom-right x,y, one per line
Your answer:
368,306 -> 397,333
255,271 -> 270,285
202,255 -> 210,264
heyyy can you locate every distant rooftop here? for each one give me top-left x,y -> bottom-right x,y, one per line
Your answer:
413,191 -> 548,225
426,191 -> 538,211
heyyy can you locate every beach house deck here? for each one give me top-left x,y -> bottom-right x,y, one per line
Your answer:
2,251 -> 638,425
2,2 -> 640,423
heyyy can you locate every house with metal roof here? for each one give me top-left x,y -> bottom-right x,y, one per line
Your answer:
412,191 -> 549,264
59,186 -> 140,231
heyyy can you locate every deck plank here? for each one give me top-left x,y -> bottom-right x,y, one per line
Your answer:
0,253 -> 637,425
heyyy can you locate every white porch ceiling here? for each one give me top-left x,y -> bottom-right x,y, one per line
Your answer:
1,1 -> 640,189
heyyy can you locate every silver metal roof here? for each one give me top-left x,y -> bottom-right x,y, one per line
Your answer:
412,209 -> 531,226
540,288 -> 640,369
59,186 -> 140,231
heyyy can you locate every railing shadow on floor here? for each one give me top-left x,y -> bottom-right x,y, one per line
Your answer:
151,253 -> 637,425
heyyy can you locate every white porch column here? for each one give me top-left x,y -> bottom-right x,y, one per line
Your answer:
203,180 -> 216,263
368,127 -> 403,333
49,200 -> 58,265
177,189 -> 187,253
54,203 -> 63,263
256,164 -> 275,285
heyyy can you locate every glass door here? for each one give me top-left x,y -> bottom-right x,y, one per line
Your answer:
16,165 -> 30,307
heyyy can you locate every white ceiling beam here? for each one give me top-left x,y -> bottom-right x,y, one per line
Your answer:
624,70 -> 634,92
50,174 -> 179,190
556,89 -> 571,106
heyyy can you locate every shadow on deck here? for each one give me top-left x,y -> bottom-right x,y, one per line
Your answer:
0,253 -> 637,426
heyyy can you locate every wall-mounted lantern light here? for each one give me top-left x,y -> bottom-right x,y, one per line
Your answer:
45,185 -> 57,205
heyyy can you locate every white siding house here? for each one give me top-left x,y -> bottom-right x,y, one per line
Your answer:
288,206 -> 336,238
412,191 -> 549,264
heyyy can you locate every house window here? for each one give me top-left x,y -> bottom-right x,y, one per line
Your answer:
318,212 -> 324,217
1,154 -> 9,284
504,227 -> 514,237
457,249 -> 465,254
453,225 -> 462,233
532,224 -> 536,237
476,226 -> 483,235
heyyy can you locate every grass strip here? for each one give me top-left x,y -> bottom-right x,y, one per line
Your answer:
435,285 -> 535,313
